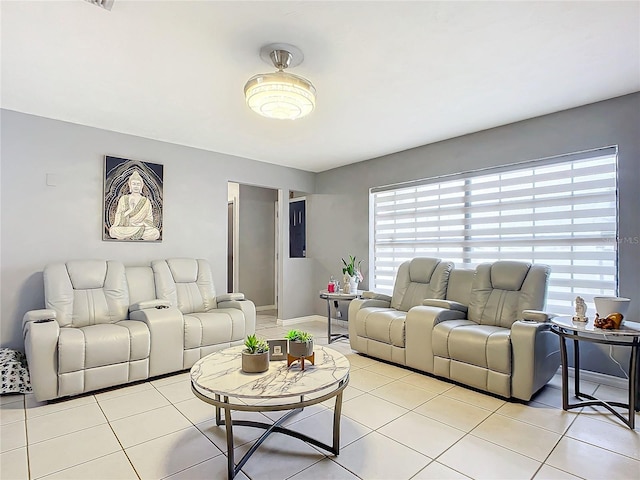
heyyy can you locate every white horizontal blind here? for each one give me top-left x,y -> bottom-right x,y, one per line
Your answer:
371,149 -> 618,315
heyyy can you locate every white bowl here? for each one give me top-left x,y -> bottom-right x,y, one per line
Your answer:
593,296 -> 631,319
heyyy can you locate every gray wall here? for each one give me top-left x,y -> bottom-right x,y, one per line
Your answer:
238,184 -> 276,307
313,93 -> 640,377
0,109 -> 316,350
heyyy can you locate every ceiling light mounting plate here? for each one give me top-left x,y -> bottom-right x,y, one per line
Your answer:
259,43 -> 304,69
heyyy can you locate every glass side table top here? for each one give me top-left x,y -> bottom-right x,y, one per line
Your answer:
319,289 -> 361,300
551,315 -> 640,337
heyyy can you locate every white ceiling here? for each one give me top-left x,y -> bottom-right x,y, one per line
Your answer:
1,1 -> 639,173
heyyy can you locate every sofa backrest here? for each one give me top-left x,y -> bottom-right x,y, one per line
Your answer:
44,260 -> 129,328
445,268 -> 475,305
152,258 -> 217,314
468,261 -> 550,328
391,258 -> 453,312
125,266 -> 157,307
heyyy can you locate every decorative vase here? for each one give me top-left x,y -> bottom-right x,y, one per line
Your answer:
241,351 -> 269,373
288,340 -> 314,358
349,276 -> 358,295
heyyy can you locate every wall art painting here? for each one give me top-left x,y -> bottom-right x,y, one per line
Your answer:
103,156 -> 163,241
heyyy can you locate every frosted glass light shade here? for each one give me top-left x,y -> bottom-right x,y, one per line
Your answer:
244,71 -> 316,120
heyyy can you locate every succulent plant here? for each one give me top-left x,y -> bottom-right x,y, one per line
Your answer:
244,334 -> 269,354
285,329 -> 313,342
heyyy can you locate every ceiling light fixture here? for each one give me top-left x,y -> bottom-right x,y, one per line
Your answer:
84,0 -> 114,11
244,43 -> 316,120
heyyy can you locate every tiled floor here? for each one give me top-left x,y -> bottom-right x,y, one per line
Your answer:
1,310 -> 639,479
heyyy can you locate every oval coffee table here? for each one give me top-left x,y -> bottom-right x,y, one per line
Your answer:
191,345 -> 350,479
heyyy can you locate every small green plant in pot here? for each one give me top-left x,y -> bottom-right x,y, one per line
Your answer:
242,334 -> 270,373
285,329 -> 314,358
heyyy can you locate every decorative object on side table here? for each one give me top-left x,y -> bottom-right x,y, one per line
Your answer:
593,296 -> 630,329
572,296 -> 588,322
285,329 -> 314,370
267,339 -> 288,361
241,334 -> 270,373
342,255 -> 363,294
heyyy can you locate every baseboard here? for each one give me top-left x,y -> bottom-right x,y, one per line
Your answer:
559,366 -> 629,390
256,305 -> 276,312
276,315 -> 326,327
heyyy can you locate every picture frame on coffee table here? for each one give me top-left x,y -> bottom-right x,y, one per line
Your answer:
268,339 -> 288,361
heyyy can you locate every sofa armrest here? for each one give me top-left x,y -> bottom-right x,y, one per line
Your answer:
129,307 -> 184,375
362,291 -> 392,302
521,309 -> 557,323
422,299 -> 468,313
129,299 -> 171,312
510,320 -> 561,401
405,306 -> 468,373
23,310 -> 60,402
23,309 -> 56,324
217,293 -> 245,303
217,298 -> 256,337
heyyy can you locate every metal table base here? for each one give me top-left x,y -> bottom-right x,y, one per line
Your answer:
552,324 -> 639,429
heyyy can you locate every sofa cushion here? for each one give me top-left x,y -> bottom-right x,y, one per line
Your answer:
355,309 -> 406,347
58,322 -> 150,373
183,308 -> 246,349
468,262 -> 550,328
433,322 -> 511,373
45,261 -> 129,328
153,259 -> 217,314
391,258 -> 453,312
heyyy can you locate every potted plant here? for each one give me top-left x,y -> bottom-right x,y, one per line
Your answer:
241,334 -> 270,373
342,255 -> 363,294
285,329 -> 314,358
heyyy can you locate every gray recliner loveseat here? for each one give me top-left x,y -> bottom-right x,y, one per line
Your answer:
349,258 -> 559,401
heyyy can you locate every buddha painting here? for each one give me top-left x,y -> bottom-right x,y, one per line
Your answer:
104,157 -> 163,241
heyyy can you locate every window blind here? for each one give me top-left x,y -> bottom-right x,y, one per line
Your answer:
371,148 -> 618,316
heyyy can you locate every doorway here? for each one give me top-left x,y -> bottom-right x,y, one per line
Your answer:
228,182 -> 278,313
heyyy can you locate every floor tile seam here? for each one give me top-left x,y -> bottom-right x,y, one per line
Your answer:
438,389 -> 504,413
360,366 -> 414,380
417,428 -> 473,473
562,428 -> 640,462
577,407 -> 640,429
283,455 -> 358,480
100,399 -> 174,423
26,417 -> 111,446
411,460 -> 471,480
0,415 -> 27,428
95,386 -> 157,404
116,421 -> 205,451
0,396 -> 26,408
28,400 -> 97,420
367,389 -> 433,411
156,454 -> 223,480
99,400 -> 142,479
30,441 -> 124,480
401,406 -> 469,435
464,431 -> 548,464
372,427 -> 437,461
484,410 -> 572,436
25,401 -> 107,427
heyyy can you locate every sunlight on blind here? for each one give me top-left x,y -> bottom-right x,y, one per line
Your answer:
371,150 -> 618,316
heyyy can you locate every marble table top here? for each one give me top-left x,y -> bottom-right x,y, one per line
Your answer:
191,345 -> 350,400
552,315 -> 640,337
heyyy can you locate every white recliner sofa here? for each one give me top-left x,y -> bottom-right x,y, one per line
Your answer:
350,258 -> 559,401
23,258 -> 255,401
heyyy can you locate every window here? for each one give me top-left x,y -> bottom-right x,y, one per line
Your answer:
371,147 -> 618,315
